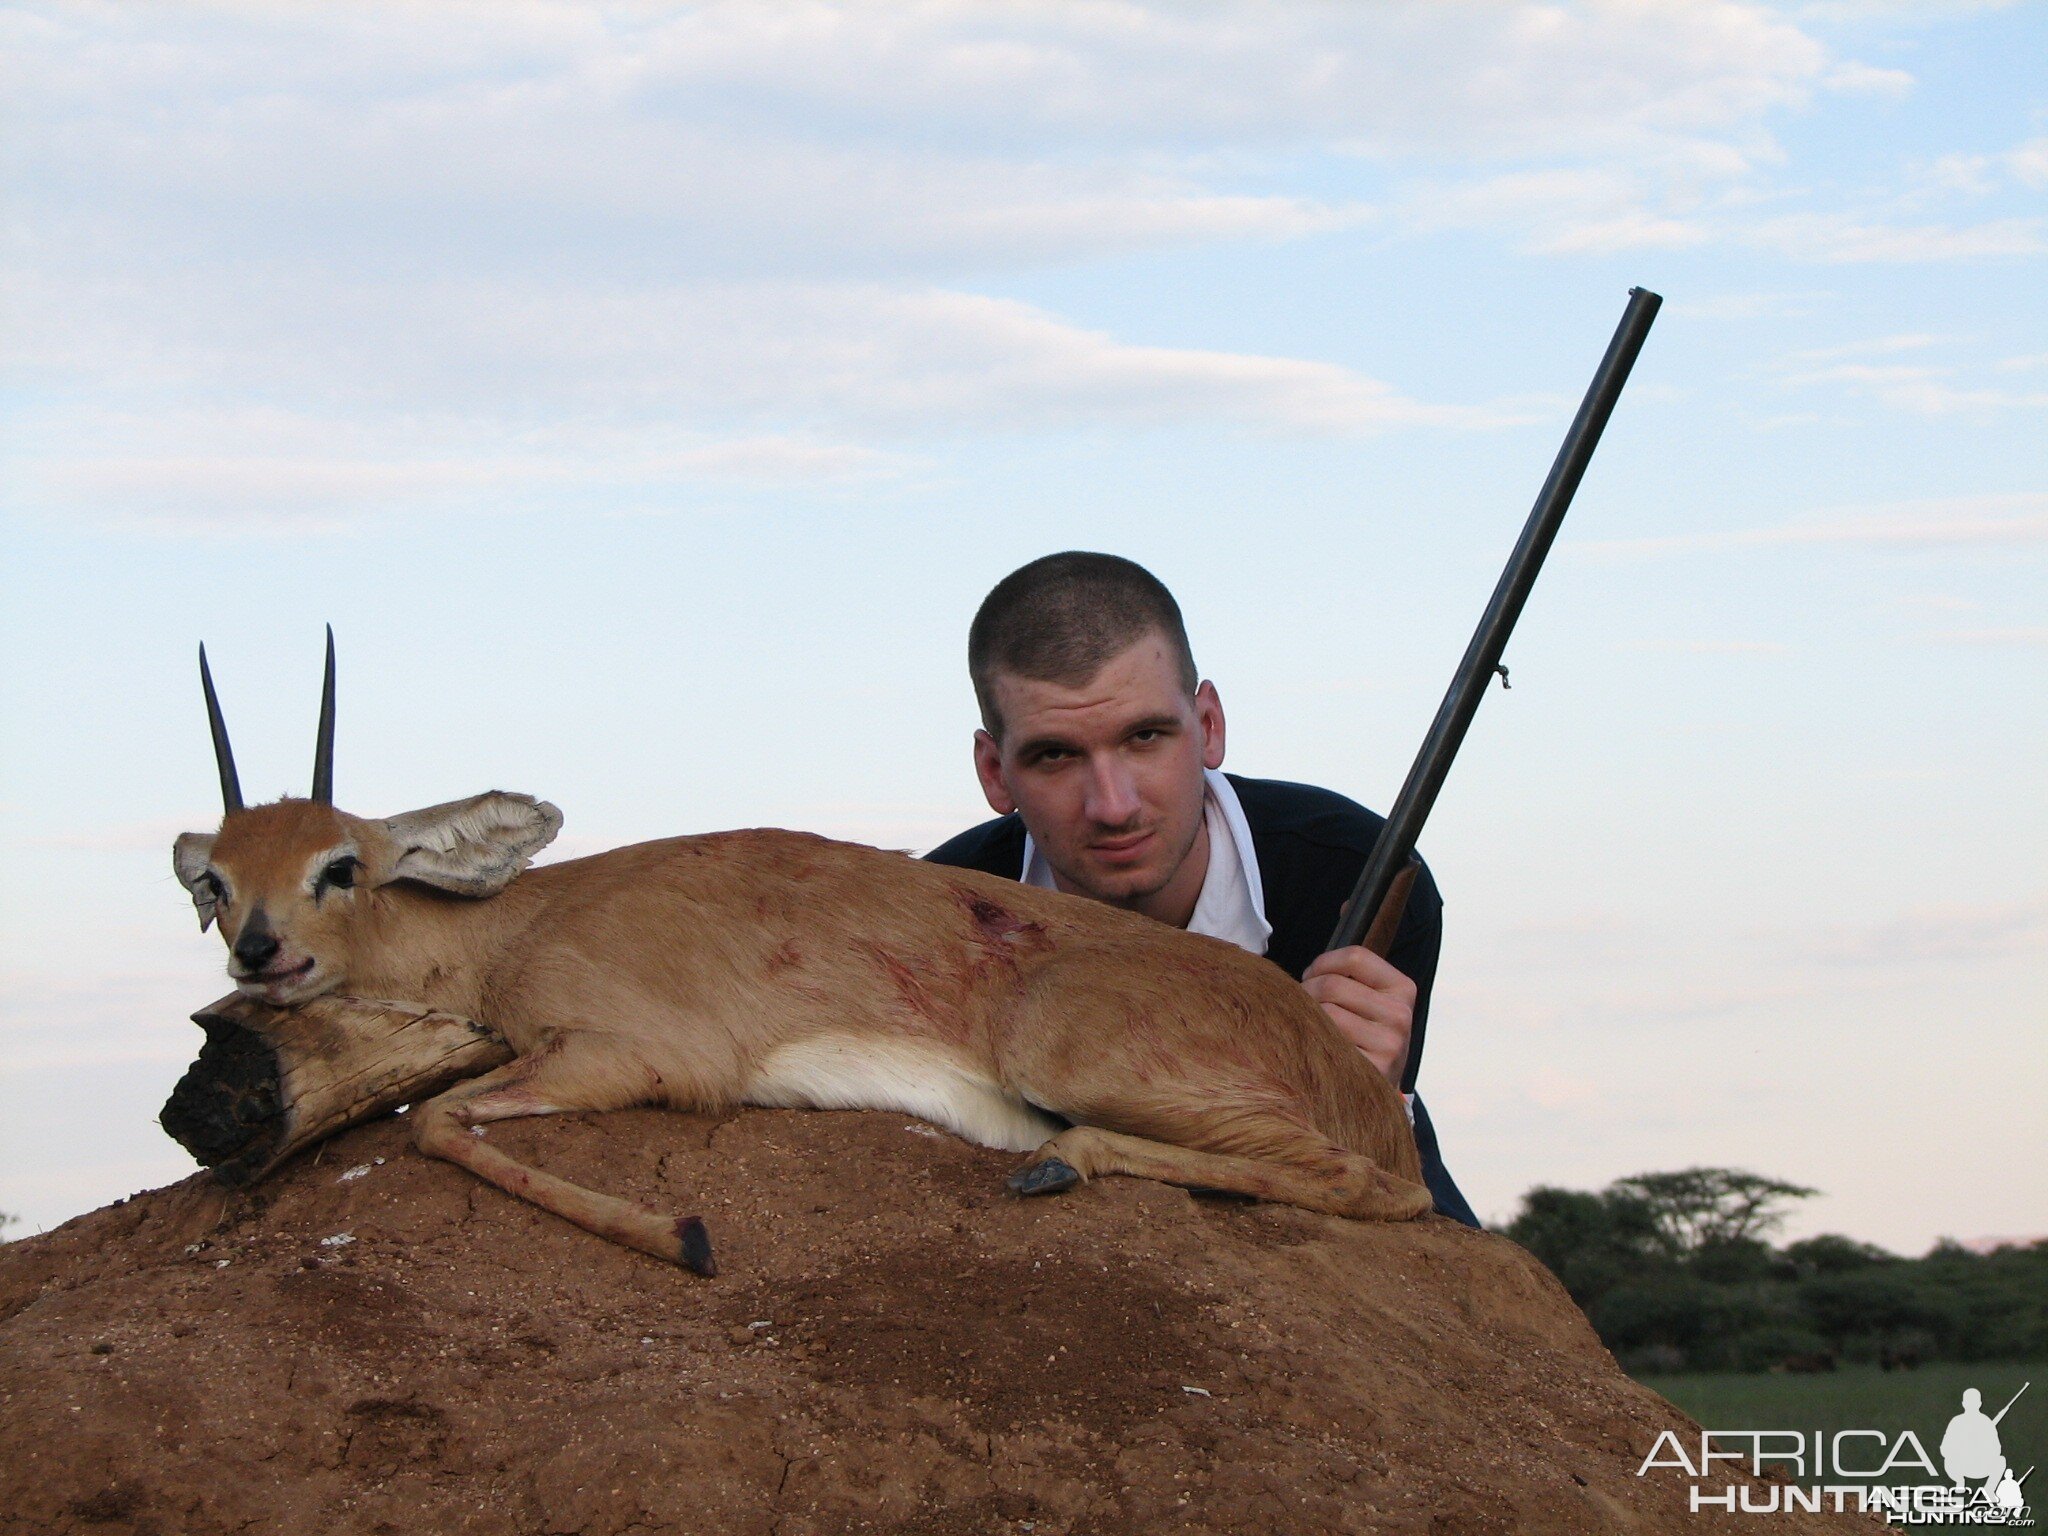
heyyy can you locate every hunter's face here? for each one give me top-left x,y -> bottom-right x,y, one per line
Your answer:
974,631 -> 1224,922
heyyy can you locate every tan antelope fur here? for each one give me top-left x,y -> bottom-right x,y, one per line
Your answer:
174,788 -> 1432,1272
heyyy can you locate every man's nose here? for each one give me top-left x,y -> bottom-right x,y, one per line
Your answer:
233,913 -> 280,971
1083,759 -> 1142,827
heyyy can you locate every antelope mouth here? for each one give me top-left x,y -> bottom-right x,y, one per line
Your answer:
235,957 -> 318,998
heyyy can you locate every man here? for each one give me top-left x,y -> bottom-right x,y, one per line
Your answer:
926,552 -> 1478,1226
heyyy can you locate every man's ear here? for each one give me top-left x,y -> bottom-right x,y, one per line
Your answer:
380,792 -> 563,897
1195,680 -> 1226,771
173,833 -> 219,931
973,729 -> 1016,816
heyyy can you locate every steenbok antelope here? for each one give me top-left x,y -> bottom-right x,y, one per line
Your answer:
173,637 -> 1430,1273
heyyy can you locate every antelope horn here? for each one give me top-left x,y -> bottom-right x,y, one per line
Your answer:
199,644 -> 244,814
311,624 -> 336,804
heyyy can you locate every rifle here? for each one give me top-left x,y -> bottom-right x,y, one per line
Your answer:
1328,288 -> 1663,979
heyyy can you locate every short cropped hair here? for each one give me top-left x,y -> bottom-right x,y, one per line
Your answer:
968,552 -> 1198,739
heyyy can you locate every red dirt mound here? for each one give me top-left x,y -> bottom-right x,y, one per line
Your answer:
1,1107 -> 1869,1534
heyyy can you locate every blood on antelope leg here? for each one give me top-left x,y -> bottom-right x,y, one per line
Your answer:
1007,1156 -> 1082,1197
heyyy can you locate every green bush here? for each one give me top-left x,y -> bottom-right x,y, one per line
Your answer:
1502,1169 -> 2044,1373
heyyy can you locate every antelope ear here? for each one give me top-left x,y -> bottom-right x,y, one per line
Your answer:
381,792 -> 563,897
173,833 -> 219,931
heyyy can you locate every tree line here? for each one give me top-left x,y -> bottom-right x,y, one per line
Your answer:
1504,1168 -> 2047,1375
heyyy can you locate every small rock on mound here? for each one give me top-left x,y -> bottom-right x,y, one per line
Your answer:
0,1108 -> 1867,1534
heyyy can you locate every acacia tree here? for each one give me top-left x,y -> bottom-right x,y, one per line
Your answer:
1609,1168 -> 1816,1258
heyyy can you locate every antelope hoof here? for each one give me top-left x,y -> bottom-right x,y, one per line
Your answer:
1008,1157 -> 1081,1197
676,1215 -> 717,1277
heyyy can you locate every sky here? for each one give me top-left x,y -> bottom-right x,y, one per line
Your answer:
1,0 -> 2042,1256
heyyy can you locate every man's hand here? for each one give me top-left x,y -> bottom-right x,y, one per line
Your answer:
1302,945 -> 1415,1087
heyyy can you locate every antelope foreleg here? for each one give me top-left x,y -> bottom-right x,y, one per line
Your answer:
411,1049 -> 715,1274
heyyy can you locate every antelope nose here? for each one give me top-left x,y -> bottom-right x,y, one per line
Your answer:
233,926 -> 280,971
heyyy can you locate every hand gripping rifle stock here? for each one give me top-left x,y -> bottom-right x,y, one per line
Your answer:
1328,288 -> 1662,972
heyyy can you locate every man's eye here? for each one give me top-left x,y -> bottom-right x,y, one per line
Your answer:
320,857 -> 360,890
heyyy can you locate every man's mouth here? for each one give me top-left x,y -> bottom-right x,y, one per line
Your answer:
1090,831 -> 1154,864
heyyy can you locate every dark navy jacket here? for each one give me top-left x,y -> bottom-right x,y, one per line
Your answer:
924,774 -> 1479,1226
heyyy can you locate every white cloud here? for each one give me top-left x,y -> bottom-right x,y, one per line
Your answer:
14,0 -> 1836,161
1747,212 -> 2048,262
5,0 -> 1877,284
1537,213 -> 1713,254
1573,493 -> 2048,558
2007,136 -> 2048,189
1821,60 -> 1915,95
1780,360 -> 1938,387
1398,168 -> 1713,255
1918,152 -> 2002,199
1910,134 -> 2048,203
1620,638 -> 1792,655
0,0 -> 2037,541
11,435 -> 908,531
1889,590 -> 1980,614
1925,626 -> 2048,646
1861,380 -> 2048,414
1772,341 -> 2048,416
1778,362 -> 2048,415
4,238 -> 1531,530
4,0 -> 2025,501
793,287 -> 1505,432
4,274 -> 1516,467
1781,332 -> 1949,363
1670,291 -> 1829,321
1795,1 -> 2020,19
1790,899 -> 2048,967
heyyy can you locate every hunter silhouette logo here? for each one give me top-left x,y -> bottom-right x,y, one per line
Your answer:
1637,1379 -> 2035,1524
1943,1386 -> 2033,1523
1944,1388 -> 2013,1494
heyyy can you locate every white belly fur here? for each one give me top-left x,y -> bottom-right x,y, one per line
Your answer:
744,1033 -> 1063,1154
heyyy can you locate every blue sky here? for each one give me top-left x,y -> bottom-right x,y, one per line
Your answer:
2,0 -> 2041,1253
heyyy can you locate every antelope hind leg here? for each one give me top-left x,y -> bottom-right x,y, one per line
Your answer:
411,1043 -> 716,1274
1010,1125 -> 1433,1222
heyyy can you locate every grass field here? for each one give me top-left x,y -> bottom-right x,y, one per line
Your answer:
1637,1363 -> 2044,1490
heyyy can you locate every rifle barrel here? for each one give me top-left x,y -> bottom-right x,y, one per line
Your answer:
1327,288 -> 1662,968
1993,1382 -> 2029,1425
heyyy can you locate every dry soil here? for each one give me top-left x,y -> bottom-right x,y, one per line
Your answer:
0,1106 -> 1876,1534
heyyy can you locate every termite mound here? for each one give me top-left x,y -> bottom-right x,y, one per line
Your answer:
0,1105 -> 1866,1536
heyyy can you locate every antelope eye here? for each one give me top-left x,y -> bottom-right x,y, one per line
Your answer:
201,873 -> 226,903
320,857 -> 360,890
